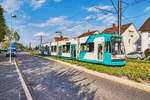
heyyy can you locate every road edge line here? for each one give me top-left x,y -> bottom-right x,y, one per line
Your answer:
39,56 -> 150,93
14,60 -> 33,100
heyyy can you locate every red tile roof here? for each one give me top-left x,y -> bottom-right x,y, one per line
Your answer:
78,30 -> 99,38
101,23 -> 132,35
54,37 -> 69,42
139,17 -> 150,31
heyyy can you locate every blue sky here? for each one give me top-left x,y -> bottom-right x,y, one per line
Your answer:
0,0 -> 150,47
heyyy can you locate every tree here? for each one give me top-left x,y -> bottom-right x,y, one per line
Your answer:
0,5 -> 7,42
1,41 -> 10,49
144,48 -> 150,57
34,46 -> 39,50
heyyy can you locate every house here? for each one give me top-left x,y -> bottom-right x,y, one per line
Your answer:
78,30 -> 99,38
101,23 -> 140,54
54,36 -> 69,42
139,17 -> 150,52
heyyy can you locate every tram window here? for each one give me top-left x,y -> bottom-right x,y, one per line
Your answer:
62,43 -> 70,53
63,45 -> 66,53
51,46 -> 53,52
54,46 -> 57,52
66,43 -> 70,53
87,43 -> 94,52
105,41 -> 111,53
80,43 -> 86,52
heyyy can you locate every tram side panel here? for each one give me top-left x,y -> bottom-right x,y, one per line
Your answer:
79,35 -> 105,64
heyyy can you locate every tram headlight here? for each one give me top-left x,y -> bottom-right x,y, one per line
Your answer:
111,55 -> 125,61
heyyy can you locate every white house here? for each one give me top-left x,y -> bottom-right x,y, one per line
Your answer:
139,17 -> 150,52
102,23 -> 140,54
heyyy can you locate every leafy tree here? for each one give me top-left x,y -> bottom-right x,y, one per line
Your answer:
1,41 -> 10,49
0,5 -> 7,42
34,46 -> 39,50
144,48 -> 150,57
6,29 -> 20,42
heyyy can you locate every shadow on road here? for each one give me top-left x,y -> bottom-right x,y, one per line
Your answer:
17,53 -> 98,100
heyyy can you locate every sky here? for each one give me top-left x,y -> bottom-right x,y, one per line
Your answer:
0,0 -> 150,47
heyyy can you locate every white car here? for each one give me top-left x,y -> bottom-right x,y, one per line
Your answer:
126,51 -> 145,60
147,56 -> 150,60
6,48 -> 17,57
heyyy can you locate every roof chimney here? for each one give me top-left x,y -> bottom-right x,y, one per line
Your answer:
113,24 -> 116,34
113,24 -> 115,30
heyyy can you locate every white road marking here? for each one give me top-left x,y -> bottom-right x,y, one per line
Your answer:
14,60 -> 33,100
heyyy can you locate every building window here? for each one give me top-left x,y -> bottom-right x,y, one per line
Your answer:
129,30 -> 134,37
148,32 -> 150,37
148,44 -> 150,48
128,39 -> 131,44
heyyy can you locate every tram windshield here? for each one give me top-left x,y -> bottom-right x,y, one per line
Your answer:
111,37 -> 125,55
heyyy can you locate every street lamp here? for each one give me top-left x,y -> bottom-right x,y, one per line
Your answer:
9,13 -> 16,63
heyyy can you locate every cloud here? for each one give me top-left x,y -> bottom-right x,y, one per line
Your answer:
54,0 -> 62,2
30,0 -> 46,10
85,14 -> 116,26
144,6 -> 150,12
29,16 -> 74,27
58,22 -> 106,38
34,32 -> 49,37
1,0 -> 24,13
85,15 -> 97,20
97,14 -> 116,25
87,5 -> 112,12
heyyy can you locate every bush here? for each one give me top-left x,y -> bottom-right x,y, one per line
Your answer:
144,48 -> 150,57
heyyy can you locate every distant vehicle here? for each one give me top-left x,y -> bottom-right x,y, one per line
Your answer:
126,51 -> 144,60
6,47 -> 17,57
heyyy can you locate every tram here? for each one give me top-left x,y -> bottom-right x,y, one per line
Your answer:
40,34 -> 126,66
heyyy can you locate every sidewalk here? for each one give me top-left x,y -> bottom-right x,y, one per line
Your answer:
0,55 -> 27,100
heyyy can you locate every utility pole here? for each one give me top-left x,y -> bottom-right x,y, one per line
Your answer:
40,35 -> 42,44
9,13 -> 16,63
29,42 -> 31,50
118,0 -> 121,35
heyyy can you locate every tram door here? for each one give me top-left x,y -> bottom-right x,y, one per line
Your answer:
97,44 -> 104,60
58,46 -> 62,56
71,45 -> 76,59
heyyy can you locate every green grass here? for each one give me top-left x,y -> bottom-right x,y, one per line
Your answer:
46,56 -> 150,82
26,51 -> 39,55
126,59 -> 150,63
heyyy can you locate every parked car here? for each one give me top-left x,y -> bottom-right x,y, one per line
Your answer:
147,56 -> 150,60
126,51 -> 145,60
6,47 -> 17,57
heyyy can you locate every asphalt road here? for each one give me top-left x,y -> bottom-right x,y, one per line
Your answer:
0,54 -> 27,100
17,52 -> 150,100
